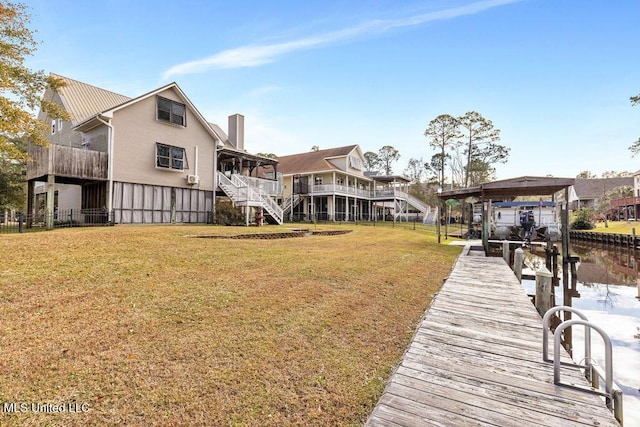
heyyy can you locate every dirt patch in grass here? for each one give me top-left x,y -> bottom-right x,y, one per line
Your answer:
0,224 -> 460,426
188,229 -> 352,239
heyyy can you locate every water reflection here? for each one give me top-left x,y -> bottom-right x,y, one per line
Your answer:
572,241 -> 639,288
521,241 -> 640,426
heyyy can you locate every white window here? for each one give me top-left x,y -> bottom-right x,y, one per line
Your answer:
315,176 -> 323,185
156,143 -> 187,170
51,119 -> 56,134
349,155 -> 363,170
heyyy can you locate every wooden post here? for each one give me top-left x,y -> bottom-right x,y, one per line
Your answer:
46,174 -> 55,230
561,196 -> 570,262
482,201 -> 490,254
436,204 -> 441,244
545,245 -> 552,270
26,179 -> 34,228
552,245 -> 560,288
514,247 -> 524,283
502,240 -> 510,266
535,266 -> 553,316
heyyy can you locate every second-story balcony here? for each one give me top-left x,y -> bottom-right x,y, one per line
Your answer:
611,196 -> 640,208
27,143 -> 108,181
310,183 -> 372,197
304,184 -> 415,200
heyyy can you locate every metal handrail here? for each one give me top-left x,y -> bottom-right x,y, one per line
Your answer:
553,320 -> 613,398
547,313 -> 624,425
542,306 -> 591,369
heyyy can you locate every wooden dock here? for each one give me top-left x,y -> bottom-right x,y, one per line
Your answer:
365,248 -> 620,426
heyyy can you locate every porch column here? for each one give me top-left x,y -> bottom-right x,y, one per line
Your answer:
346,196 -> 349,221
310,174 -> 314,222
332,194 -> 336,222
45,174 -> 55,229
353,198 -> 357,221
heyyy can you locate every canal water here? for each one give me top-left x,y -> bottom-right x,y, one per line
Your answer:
521,241 -> 640,426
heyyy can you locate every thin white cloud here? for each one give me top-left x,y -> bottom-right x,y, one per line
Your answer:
163,0 -> 521,79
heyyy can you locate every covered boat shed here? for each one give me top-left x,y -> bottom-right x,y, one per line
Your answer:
438,176 -> 575,257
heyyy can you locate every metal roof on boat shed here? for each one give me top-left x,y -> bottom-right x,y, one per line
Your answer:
438,176 -> 575,201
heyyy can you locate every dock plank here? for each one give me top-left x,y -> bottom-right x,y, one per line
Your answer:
365,250 -> 620,426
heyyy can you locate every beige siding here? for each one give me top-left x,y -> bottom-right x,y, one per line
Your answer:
328,157 -> 347,170
111,88 -> 217,191
282,176 -> 293,199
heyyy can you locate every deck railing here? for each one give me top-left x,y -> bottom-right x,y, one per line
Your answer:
27,144 -> 108,180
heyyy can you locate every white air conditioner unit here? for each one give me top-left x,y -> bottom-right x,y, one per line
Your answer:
186,174 -> 199,184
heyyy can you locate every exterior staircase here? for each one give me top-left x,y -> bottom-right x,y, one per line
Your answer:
282,194 -> 302,220
217,172 -> 283,224
393,191 -> 430,221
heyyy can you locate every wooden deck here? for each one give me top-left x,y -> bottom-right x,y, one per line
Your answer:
365,249 -> 620,426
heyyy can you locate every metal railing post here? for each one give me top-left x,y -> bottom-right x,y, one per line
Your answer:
542,306 -> 590,367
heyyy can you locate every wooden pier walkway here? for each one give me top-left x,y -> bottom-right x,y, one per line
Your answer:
365,247 -> 620,426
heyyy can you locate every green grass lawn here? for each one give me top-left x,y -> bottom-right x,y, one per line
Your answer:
591,220 -> 640,235
0,224 -> 460,426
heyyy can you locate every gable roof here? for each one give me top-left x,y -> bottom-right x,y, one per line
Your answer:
51,74 -> 132,126
276,145 -> 358,174
571,177 -> 633,199
53,74 -> 224,143
208,122 -> 229,145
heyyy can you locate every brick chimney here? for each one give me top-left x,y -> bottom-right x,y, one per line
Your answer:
228,113 -> 244,151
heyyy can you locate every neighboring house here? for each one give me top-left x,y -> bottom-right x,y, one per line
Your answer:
27,74 -> 281,227
273,145 -> 429,221
610,171 -> 640,220
567,177 -> 633,211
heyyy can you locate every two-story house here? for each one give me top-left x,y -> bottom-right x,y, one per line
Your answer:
28,74 -> 281,227
609,172 -> 640,220
275,145 -> 429,222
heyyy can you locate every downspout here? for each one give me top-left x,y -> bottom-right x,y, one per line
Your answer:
96,114 -> 114,219
213,143 -> 220,223
194,145 -> 199,177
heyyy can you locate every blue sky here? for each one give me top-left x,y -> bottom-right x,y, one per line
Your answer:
25,0 -> 640,180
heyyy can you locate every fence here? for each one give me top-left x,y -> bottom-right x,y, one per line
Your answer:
0,209 -> 112,234
284,213 -> 439,235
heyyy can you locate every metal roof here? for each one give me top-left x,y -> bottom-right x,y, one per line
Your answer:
439,176 -> 575,201
52,73 -> 132,126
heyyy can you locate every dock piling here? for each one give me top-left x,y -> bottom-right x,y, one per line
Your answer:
536,265 -> 553,315
514,247 -> 524,282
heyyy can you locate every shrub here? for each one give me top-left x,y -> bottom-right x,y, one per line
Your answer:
215,199 -> 245,225
571,208 -> 595,230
